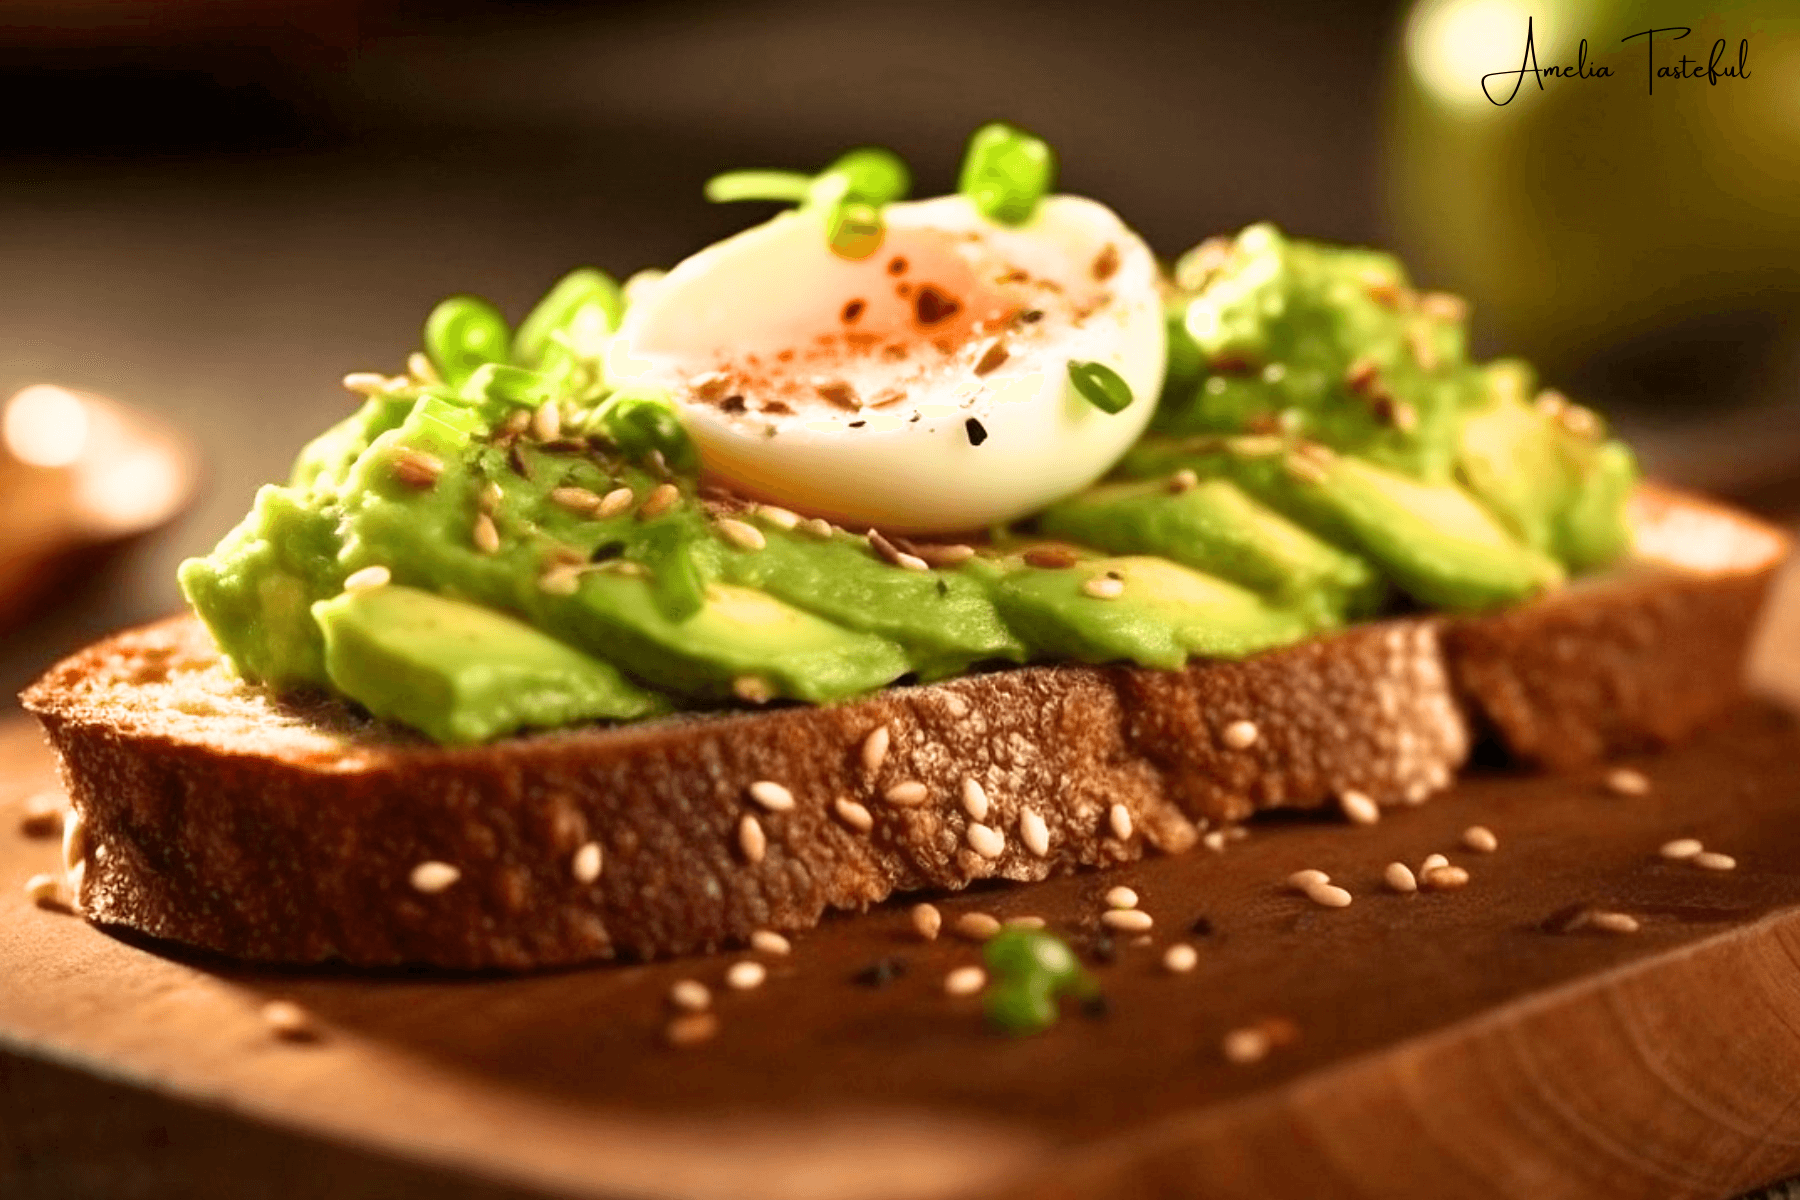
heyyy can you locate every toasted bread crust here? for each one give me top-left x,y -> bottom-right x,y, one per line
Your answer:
19,487 -> 1788,968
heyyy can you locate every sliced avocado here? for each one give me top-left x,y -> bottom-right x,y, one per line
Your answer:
1037,476 -> 1382,622
313,585 -> 665,744
715,522 -> 1025,680
993,555 -> 1316,670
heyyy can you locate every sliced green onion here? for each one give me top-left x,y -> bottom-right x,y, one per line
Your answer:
423,296 -> 510,387
593,385 -> 697,472
513,268 -> 624,368
704,170 -> 814,205
958,122 -> 1055,226
983,981 -> 1059,1037
826,201 -> 885,260
824,146 -> 910,207
980,929 -> 1097,1037
459,362 -> 544,408
1068,360 -> 1133,414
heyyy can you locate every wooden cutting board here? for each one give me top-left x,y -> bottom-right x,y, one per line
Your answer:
4,592 -> 1800,1199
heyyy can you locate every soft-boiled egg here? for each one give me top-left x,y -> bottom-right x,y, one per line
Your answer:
610,193 -> 1165,535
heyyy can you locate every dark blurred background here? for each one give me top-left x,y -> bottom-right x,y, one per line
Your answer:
2,0 -> 1797,698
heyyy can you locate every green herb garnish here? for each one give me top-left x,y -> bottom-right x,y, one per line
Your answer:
424,296 -> 511,387
980,928 -> 1100,1036
1068,360 -> 1134,414
958,121 -> 1055,226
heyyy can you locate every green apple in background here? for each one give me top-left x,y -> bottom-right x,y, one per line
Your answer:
1386,0 -> 1800,397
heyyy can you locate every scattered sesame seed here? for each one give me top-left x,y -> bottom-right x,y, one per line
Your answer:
961,778 -> 990,822
716,518 -> 766,551
1693,851 -> 1737,872
1660,838 -> 1704,861
260,1000 -> 317,1041
472,512 -> 501,554
1082,575 -> 1126,599
550,486 -> 603,514
884,780 -> 930,806
343,565 -> 391,593
1100,908 -> 1154,933
732,675 -> 774,704
597,486 -> 636,518
572,841 -> 603,884
1222,719 -> 1259,750
1462,825 -> 1499,854
665,1012 -> 720,1048
1419,291 -> 1470,322
409,861 -> 460,893
501,408 -> 532,437
1420,853 -> 1449,875
1287,869 -> 1331,891
342,371 -> 391,395
407,351 -> 439,385
19,793 -> 61,838
1384,862 -> 1418,894
1202,830 -> 1228,853
1108,803 -> 1134,841
670,979 -> 712,1012
23,873 -> 62,908
1421,865 -> 1471,891
955,912 -> 1001,941
532,400 -> 562,441
1339,790 -> 1381,826
1163,943 -> 1199,974
833,797 -> 874,833
1004,915 -> 1046,929
860,725 -> 891,773
1304,882 -> 1354,909
911,902 -> 943,941
945,966 -> 988,996
1605,767 -> 1650,796
966,823 -> 1005,859
638,482 -> 681,520
539,563 -> 585,596
756,504 -> 801,530
747,780 -> 795,812
738,814 -> 767,864
1167,468 -> 1199,494
913,542 -> 977,567
1019,809 -> 1050,858
725,960 -> 767,991
1024,546 -> 1079,570
1106,886 -> 1140,910
61,810 -> 85,874
800,517 -> 834,540
1589,911 -> 1641,935
750,930 -> 792,955
392,448 -> 443,488
1222,1026 -> 1272,1065
478,481 -> 504,513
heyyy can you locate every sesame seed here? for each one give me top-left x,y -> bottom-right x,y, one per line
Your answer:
638,483 -> 681,520
1462,825 -> 1499,854
23,873 -> 62,908
1163,944 -> 1199,974
725,960 -> 767,991
532,400 -> 562,441
738,814 -> 767,864
597,486 -> 636,518
1605,767 -> 1650,796
1023,546 -> 1079,570
1108,804 -> 1134,841
800,517 -> 835,540
1305,882 -> 1354,909
1105,886 -> 1140,910
860,725 -> 891,773
539,563 -> 584,596
407,351 -> 439,385
550,486 -> 603,514
716,518 -> 766,551
1101,908 -> 1154,933
572,841 -> 603,884
343,565 -> 391,593
501,408 -> 532,437
833,797 -> 874,832
1421,865 -> 1471,891
884,780 -> 930,806
472,513 -> 501,554
747,780 -> 795,812
392,448 -> 443,488
260,1000 -> 316,1041
665,1012 -> 720,1048
61,810 -> 85,874
1222,1026 -> 1272,1065
1082,575 -> 1126,599
1202,830 -> 1228,853
1384,862 -> 1419,894
732,676 -> 774,704
1589,911 -> 1641,935
1693,851 -> 1737,871
1019,809 -> 1050,858
961,778 -> 990,822
756,504 -> 801,530
750,930 -> 792,955
1222,719 -> 1259,750
911,902 -> 943,941
342,371 -> 391,395
944,966 -> 987,996
19,794 -> 61,838
1004,915 -> 1046,929
1286,869 -> 1330,891
954,912 -> 1001,941
409,861 -> 460,893
1339,790 -> 1380,826
914,542 -> 977,567
1420,853 -> 1449,875
1167,468 -> 1199,494
1659,838 -> 1704,861
479,481 -> 504,512
966,823 -> 1004,859
669,979 -> 712,1012
1419,291 -> 1470,322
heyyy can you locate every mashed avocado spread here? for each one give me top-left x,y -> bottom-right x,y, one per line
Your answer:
178,126 -> 1637,744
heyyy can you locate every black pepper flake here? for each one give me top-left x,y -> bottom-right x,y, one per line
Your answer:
589,539 -> 625,562
1020,309 -> 1043,324
841,298 -> 866,324
853,957 -> 908,988
1079,993 -> 1111,1020
721,394 -> 747,414
1189,916 -> 1215,937
964,417 -> 988,447
887,256 -> 908,275
935,578 -> 950,597
1087,932 -> 1118,964
848,420 -> 866,428
913,284 -> 962,327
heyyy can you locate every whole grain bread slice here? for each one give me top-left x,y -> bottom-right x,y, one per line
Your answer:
19,485 -> 1788,969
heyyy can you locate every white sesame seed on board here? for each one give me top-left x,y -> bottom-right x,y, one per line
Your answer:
1004,915 -> 1046,930
1339,790 -> 1380,826
750,930 -> 792,955
738,814 -> 767,864
1692,851 -> 1737,871
1105,886 -> 1139,910
532,399 -> 562,441
861,725 -> 891,773
1419,853 -> 1450,875
1082,575 -> 1125,599
1462,826 -> 1499,854
725,960 -> 767,991
260,1000 -> 316,1041
638,482 -> 681,520
1108,803 -> 1134,841
1589,911 -> 1641,935
833,797 -> 874,833
1286,869 -> 1330,891
23,873 -> 62,908
716,518 -> 767,551
1101,908 -> 1154,933
343,565 -> 391,593
954,912 -> 1001,941
966,823 -> 1005,859
1202,830 -> 1228,853
572,841 -> 603,884
1421,865 -> 1471,891
550,486 -> 603,515
665,1012 -> 720,1048
960,778 -> 990,822
1163,943 -> 1199,974
1222,1026 -> 1272,1065
756,504 -> 801,530
597,486 -> 636,518
945,966 -> 987,997
1019,809 -> 1050,858
670,979 -> 712,1012
884,780 -> 929,806
747,780 -> 795,812
1222,720 -> 1259,750
1384,862 -> 1418,894
911,902 -> 943,941
1605,767 -> 1650,796
472,513 -> 501,555
1305,883 -> 1354,909
410,861 -> 460,893
20,793 -> 62,837
1660,838 -> 1704,861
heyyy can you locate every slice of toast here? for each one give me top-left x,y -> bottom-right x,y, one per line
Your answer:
19,485 -> 1789,969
